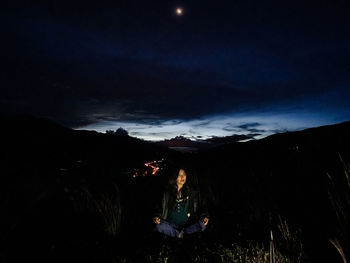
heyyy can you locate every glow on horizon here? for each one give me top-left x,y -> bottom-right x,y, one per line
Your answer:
75,110 -> 342,142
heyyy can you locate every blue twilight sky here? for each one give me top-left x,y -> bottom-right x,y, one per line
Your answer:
1,0 -> 350,141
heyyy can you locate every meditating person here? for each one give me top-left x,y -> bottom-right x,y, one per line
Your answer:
153,167 -> 209,238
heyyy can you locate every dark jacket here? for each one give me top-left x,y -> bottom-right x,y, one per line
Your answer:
154,186 -> 209,225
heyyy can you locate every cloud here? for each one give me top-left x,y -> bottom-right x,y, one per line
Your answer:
237,122 -> 260,129
2,0 -> 350,140
236,122 -> 267,133
76,106 -> 348,141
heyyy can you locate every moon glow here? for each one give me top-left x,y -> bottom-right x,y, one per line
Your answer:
176,7 -> 183,16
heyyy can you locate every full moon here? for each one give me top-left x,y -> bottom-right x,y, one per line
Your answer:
175,7 -> 183,16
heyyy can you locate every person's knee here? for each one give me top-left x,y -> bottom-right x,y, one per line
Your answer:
198,220 -> 206,231
154,220 -> 178,237
155,222 -> 164,232
155,220 -> 170,232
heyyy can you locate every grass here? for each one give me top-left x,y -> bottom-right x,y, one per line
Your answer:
108,217 -> 304,263
327,155 -> 350,263
69,182 -> 123,237
109,240 -> 300,263
275,216 -> 304,263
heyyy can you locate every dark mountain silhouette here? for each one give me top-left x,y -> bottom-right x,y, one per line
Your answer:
1,114 -> 175,167
106,127 -> 129,136
194,120 -> 350,262
205,133 -> 258,144
156,136 -> 207,152
1,115 -> 350,263
156,133 -> 259,152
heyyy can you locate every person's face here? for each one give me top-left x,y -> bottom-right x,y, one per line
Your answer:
176,169 -> 187,186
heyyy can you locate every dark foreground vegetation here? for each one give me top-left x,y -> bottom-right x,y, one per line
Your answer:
1,115 -> 350,263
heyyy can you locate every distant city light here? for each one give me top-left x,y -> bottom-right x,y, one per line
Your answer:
131,158 -> 165,178
145,160 -> 162,175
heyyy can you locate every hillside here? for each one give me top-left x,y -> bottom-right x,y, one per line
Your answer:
1,116 -> 350,262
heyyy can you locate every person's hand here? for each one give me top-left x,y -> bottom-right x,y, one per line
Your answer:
202,217 -> 209,226
153,217 -> 161,224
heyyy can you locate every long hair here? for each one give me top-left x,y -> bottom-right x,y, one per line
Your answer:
166,166 -> 191,210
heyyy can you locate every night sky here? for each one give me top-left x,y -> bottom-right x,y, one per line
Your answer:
2,0 -> 350,141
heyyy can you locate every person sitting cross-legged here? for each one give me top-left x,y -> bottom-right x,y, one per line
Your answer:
153,167 -> 209,238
